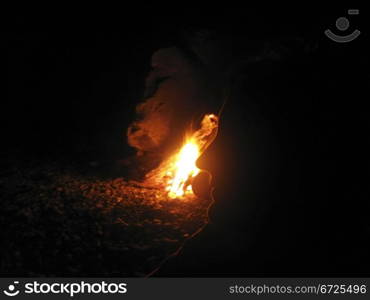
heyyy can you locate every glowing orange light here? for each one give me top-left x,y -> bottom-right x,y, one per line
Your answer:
167,139 -> 200,198
144,114 -> 219,199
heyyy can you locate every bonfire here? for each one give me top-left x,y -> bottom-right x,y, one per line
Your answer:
144,114 -> 219,199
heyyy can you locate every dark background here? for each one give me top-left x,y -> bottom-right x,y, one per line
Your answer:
2,6 -> 369,276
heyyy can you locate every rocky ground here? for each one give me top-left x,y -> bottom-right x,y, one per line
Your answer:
0,154 -> 212,277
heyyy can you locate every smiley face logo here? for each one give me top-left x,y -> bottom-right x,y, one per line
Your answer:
325,9 -> 360,43
3,282 -> 20,297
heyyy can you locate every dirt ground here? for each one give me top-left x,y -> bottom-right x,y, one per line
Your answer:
0,154 -> 212,276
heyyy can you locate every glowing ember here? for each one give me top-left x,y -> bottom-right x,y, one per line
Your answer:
145,114 -> 219,199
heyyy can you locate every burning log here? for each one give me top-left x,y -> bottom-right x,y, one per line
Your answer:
144,114 -> 218,200
192,170 -> 212,199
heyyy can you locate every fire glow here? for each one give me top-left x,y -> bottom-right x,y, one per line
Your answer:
145,114 -> 219,199
166,138 -> 200,198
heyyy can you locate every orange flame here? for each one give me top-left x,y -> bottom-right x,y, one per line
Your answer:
166,138 -> 200,198
145,114 -> 218,199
